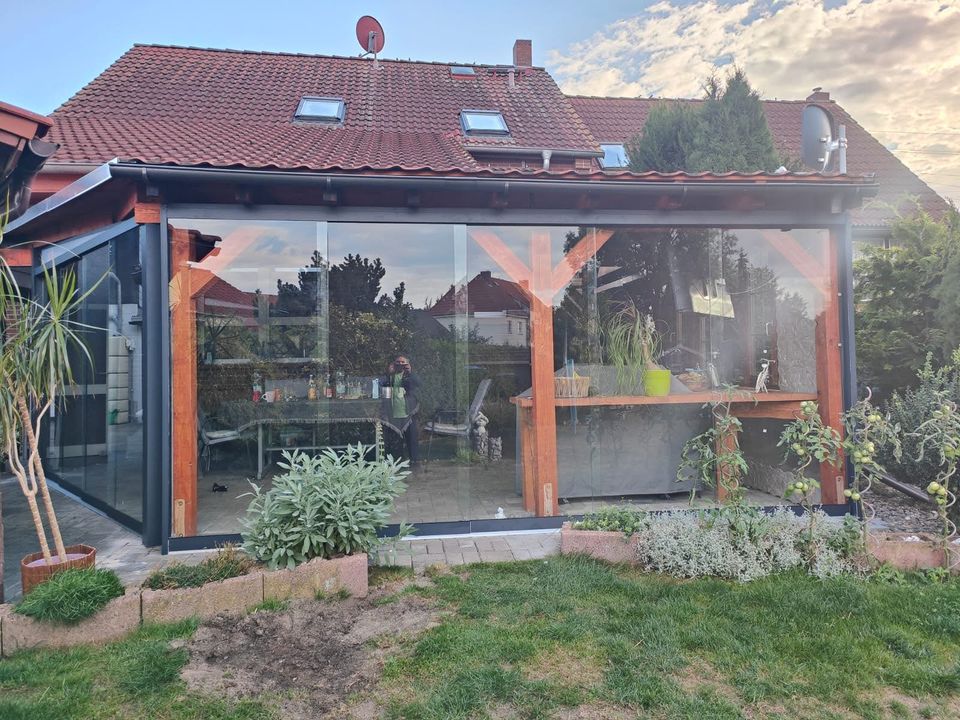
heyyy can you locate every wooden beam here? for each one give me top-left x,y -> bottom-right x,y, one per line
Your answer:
170,227 -> 199,537
529,232 -> 559,516
134,201 -> 162,224
816,229 -> 845,504
468,229 -> 532,290
551,229 -> 614,291
760,230 -> 828,298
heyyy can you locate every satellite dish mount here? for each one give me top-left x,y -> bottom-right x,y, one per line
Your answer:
801,101 -> 848,174
356,16 -> 385,66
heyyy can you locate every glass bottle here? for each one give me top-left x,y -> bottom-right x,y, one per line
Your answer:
308,374 -> 318,401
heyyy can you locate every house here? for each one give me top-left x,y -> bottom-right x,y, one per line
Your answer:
4,39 -> 878,550
430,270 -> 530,347
567,93 -> 950,251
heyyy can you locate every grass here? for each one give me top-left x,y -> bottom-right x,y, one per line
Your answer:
376,556 -> 960,719
16,568 -> 124,624
250,598 -> 289,613
143,546 -> 255,590
4,556 -> 960,719
0,620 -> 275,720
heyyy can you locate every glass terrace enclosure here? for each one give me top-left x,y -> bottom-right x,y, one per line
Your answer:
166,217 -> 839,538
9,164 -> 867,549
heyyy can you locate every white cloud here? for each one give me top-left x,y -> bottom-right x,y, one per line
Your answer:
548,0 -> 960,204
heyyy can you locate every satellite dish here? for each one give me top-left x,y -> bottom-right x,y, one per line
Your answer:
801,104 -> 848,173
356,16 -> 385,55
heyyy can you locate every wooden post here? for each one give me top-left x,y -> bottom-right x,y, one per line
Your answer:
713,409 -> 738,503
816,230 -> 845,504
170,228 -> 198,536
529,232 -> 559,515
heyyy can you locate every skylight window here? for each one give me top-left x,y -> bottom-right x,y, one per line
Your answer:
600,143 -> 629,168
450,66 -> 476,76
461,110 -> 509,136
295,96 -> 345,123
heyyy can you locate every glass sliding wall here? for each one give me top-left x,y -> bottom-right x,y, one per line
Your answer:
42,226 -> 145,526
167,217 -> 838,540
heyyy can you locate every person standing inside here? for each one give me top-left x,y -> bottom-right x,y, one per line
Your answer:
384,355 -> 421,465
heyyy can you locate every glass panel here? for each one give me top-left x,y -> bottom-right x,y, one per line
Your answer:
600,143 -> 629,168
462,111 -> 509,134
296,97 -> 344,121
43,228 -> 144,523
327,223 -> 470,524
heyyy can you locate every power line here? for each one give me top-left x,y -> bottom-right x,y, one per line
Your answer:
871,129 -> 960,137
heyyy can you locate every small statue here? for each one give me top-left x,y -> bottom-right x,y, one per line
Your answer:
755,359 -> 772,393
489,436 -> 503,462
473,411 -> 489,457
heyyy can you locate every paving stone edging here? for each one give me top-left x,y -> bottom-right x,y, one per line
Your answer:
0,553 -> 367,657
561,523 -> 959,572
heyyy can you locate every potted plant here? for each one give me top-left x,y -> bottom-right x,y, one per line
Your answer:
1,206 -> 100,594
605,302 -> 670,396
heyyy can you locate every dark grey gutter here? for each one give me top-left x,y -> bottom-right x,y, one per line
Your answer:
5,161 -> 115,232
463,145 -> 603,158
110,162 -> 877,196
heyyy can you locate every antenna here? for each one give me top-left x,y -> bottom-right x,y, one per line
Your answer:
801,103 -> 848,174
356,15 -> 385,65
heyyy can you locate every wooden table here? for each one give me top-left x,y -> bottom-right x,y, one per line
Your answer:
510,389 -> 816,512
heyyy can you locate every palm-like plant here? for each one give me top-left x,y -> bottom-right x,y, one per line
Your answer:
0,195 -> 97,565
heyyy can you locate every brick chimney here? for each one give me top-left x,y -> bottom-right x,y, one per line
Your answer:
806,87 -> 831,102
513,39 -> 532,67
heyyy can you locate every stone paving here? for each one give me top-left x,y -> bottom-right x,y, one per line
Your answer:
372,530 -> 561,570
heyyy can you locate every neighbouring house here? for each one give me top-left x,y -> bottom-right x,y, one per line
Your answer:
430,270 -> 531,347
567,92 -> 950,253
3,39 -> 893,550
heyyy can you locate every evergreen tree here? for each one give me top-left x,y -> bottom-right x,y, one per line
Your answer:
628,69 -> 780,174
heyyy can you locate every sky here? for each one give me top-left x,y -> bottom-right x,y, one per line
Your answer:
2,0 -> 958,204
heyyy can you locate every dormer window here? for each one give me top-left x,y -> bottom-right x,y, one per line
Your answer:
295,96 -> 345,123
600,143 -> 629,168
461,110 -> 509,136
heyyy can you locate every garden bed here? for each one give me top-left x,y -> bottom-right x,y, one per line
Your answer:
0,553 -> 368,656
562,521 -> 959,573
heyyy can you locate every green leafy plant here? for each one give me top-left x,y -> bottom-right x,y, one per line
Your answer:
0,197 -> 102,567
911,397 -> 960,567
242,445 -> 409,569
572,506 -> 648,536
16,567 -> 124,624
779,400 -> 843,540
676,391 -> 749,504
840,394 -> 902,545
142,545 -> 255,590
605,301 -> 662,393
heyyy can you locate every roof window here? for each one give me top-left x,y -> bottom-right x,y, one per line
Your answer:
461,110 -> 509,136
295,96 -> 345,123
600,143 -> 629,168
450,66 -> 476,76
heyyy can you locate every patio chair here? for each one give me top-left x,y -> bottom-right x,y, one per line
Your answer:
423,378 -> 492,468
198,412 -> 251,475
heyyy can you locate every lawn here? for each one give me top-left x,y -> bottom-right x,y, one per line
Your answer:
2,556 -> 959,719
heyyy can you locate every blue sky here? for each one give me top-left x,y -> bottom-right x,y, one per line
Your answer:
2,0 -> 654,113
2,0 -> 957,203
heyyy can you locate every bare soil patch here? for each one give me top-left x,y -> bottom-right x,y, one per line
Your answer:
182,582 -> 440,719
523,644 -> 607,689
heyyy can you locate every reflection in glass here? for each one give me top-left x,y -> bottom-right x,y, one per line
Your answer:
43,228 -> 144,523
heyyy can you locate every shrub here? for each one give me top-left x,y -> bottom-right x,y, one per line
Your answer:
143,545 -> 254,590
635,507 -> 865,582
242,445 -> 409,569
572,506 -> 648,536
16,567 -> 124,624
881,353 -> 960,490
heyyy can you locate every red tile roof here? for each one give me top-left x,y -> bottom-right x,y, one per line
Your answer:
429,271 -> 529,316
48,44 -> 599,174
568,95 -> 948,227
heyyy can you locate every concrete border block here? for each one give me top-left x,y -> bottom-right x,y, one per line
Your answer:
141,571 -> 264,624
560,523 -> 640,564
1,592 -> 141,657
263,553 -> 368,601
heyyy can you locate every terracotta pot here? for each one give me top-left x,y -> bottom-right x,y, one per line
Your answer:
21,544 -> 97,595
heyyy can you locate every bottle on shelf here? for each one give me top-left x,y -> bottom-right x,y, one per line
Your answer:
325,367 -> 334,398
372,377 -> 380,399
252,371 -> 262,402
307,374 -> 318,401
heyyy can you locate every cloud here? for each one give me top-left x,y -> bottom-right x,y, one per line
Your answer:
548,0 -> 960,204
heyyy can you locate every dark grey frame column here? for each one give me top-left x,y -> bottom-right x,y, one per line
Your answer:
139,219 -> 171,547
